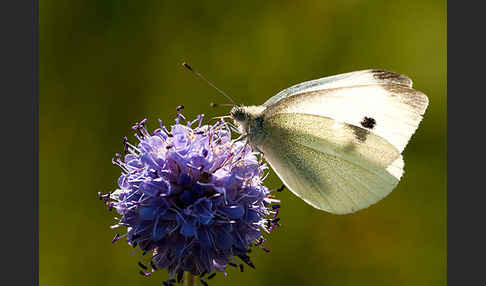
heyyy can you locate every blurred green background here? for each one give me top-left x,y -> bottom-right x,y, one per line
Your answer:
40,0 -> 446,285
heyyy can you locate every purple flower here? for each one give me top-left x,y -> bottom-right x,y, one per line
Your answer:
100,111 -> 281,282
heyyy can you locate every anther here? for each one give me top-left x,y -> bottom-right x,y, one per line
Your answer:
112,233 -> 120,243
276,185 -> 285,192
150,259 -> 157,270
139,270 -> 151,277
177,105 -> 184,111
177,271 -> 183,283
138,262 -> 148,270
207,273 -> 216,280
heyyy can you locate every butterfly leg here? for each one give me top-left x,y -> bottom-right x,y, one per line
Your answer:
230,134 -> 248,148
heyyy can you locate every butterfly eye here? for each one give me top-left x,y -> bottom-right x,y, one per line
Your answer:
230,107 -> 248,122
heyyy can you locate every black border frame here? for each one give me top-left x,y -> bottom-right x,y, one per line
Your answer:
1,1 -> 38,285
448,1 -> 485,285
7,0 -> 485,285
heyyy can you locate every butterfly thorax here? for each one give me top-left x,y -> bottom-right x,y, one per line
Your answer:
230,105 -> 267,146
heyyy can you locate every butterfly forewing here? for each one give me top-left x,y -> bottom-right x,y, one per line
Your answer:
263,69 -> 414,107
264,84 -> 428,153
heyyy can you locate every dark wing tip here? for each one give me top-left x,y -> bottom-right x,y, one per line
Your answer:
383,84 -> 429,115
371,70 -> 413,88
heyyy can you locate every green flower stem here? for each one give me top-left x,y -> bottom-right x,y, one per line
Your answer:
184,272 -> 195,286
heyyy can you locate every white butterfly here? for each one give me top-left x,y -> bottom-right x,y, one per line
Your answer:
230,69 -> 428,214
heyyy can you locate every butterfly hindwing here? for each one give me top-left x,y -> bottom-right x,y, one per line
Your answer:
258,113 -> 403,214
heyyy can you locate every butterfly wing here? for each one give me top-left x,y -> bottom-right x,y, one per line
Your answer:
258,113 -> 404,214
263,84 -> 428,153
263,69 -> 413,108
254,75 -> 427,214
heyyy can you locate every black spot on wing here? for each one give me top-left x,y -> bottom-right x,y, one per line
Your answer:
360,116 -> 376,129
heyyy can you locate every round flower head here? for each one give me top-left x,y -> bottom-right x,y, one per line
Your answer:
99,111 -> 281,284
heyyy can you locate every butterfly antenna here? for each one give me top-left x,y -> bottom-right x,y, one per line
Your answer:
210,102 -> 234,108
182,62 -> 236,106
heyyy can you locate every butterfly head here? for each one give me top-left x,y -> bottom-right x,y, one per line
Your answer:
230,105 -> 266,136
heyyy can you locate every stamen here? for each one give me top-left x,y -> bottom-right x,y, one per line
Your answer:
197,114 -> 204,127
207,273 -> 216,280
273,208 -> 279,217
138,262 -> 148,270
177,271 -> 183,283
112,233 -> 120,243
150,259 -> 157,270
163,126 -> 173,137
139,270 -> 151,277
